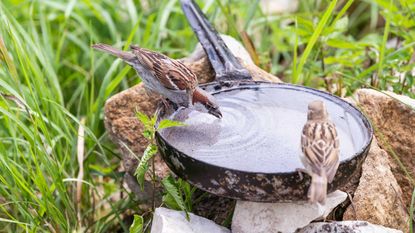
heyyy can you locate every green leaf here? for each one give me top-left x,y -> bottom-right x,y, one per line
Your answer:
129,215 -> 143,233
161,176 -> 189,220
136,111 -> 150,126
162,192 -> 181,210
134,144 -> 158,190
157,119 -> 185,130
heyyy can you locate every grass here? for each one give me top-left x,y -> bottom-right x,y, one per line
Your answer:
0,0 -> 414,232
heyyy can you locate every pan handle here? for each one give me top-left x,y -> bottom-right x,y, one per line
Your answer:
180,0 -> 252,81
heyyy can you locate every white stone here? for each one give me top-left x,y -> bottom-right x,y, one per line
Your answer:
231,190 -> 347,233
298,221 -> 403,233
260,0 -> 299,15
184,35 -> 254,65
150,207 -> 230,233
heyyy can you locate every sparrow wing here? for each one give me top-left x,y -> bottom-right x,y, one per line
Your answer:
130,46 -> 198,91
301,121 -> 340,181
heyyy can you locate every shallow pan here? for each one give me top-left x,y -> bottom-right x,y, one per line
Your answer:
155,0 -> 373,202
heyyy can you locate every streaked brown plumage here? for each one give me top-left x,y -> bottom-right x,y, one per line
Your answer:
300,100 -> 340,204
92,43 -> 222,118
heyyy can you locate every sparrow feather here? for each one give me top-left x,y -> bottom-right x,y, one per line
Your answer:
300,100 -> 340,203
130,45 -> 197,91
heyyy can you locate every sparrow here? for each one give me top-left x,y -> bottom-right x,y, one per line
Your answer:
92,43 -> 222,118
300,100 -> 340,204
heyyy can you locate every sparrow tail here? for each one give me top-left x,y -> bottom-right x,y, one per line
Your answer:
308,173 -> 328,204
92,43 -> 135,61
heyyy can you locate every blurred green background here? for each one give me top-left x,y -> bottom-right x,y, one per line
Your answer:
0,0 -> 414,232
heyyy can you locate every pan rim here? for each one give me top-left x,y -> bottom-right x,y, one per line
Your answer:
156,81 -> 373,175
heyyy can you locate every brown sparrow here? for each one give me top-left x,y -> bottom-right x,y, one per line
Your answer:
300,100 -> 340,204
92,43 -> 222,118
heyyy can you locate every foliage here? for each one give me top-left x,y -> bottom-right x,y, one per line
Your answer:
133,111 -> 189,230
134,111 -> 184,190
162,175 -> 196,220
135,144 -> 157,190
0,0 -> 414,232
129,215 -> 144,233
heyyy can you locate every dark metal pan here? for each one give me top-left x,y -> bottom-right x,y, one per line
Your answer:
155,0 -> 373,202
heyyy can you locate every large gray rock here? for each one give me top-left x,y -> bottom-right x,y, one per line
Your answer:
150,207 -> 230,233
353,89 -> 414,208
231,190 -> 347,233
343,138 -> 409,233
297,221 -> 402,233
342,89 -> 413,233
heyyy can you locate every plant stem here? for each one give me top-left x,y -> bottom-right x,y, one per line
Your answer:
152,142 -> 156,212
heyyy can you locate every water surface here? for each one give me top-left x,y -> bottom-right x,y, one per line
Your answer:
160,87 -> 364,173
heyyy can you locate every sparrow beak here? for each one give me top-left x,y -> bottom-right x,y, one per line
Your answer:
208,108 -> 223,119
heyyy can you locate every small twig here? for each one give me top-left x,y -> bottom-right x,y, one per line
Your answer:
152,143 -> 157,212
347,192 -> 357,219
0,93 -> 31,115
390,183 -> 410,217
44,222 -> 57,233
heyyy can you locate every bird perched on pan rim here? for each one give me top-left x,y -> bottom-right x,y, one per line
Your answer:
92,43 -> 222,119
300,100 -> 340,204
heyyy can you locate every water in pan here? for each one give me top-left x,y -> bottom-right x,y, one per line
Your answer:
159,87 -> 365,173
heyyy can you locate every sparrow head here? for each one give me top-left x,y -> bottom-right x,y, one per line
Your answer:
307,100 -> 328,121
192,88 -> 222,118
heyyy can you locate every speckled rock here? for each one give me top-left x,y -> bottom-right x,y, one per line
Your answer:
150,207 -> 230,233
231,190 -> 347,233
296,221 -> 402,233
104,35 -> 281,194
353,89 -> 415,210
343,137 -> 409,233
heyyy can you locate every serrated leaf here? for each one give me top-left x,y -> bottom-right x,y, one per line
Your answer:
136,111 -> 150,126
134,144 -> 157,190
162,176 -> 189,220
150,114 -> 158,127
162,192 -> 181,210
129,215 -> 143,233
157,119 -> 185,130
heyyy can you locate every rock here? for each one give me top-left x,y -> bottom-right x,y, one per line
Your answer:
150,207 -> 230,233
104,35 -> 281,197
192,191 -> 236,226
353,89 -> 415,209
231,190 -> 347,233
343,137 -> 409,233
296,221 -> 403,233
260,0 -> 299,15
183,35 -> 254,66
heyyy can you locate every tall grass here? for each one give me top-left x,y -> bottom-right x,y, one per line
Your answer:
0,0 -> 414,232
